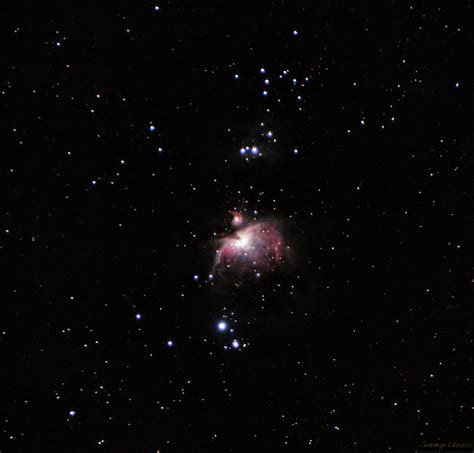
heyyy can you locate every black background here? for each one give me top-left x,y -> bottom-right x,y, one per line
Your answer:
2,1 -> 473,451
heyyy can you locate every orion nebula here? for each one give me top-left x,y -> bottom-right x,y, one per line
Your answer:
213,212 -> 287,276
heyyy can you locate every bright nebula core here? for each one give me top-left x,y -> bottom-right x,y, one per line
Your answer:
213,213 -> 286,275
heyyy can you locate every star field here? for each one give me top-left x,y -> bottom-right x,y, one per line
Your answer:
2,2 -> 473,452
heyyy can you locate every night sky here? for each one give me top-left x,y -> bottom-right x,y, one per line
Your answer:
3,2 -> 473,452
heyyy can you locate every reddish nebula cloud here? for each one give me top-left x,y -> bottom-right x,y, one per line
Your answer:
231,211 -> 244,227
213,213 -> 287,276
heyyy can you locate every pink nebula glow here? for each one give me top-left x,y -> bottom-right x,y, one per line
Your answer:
213,214 -> 286,275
